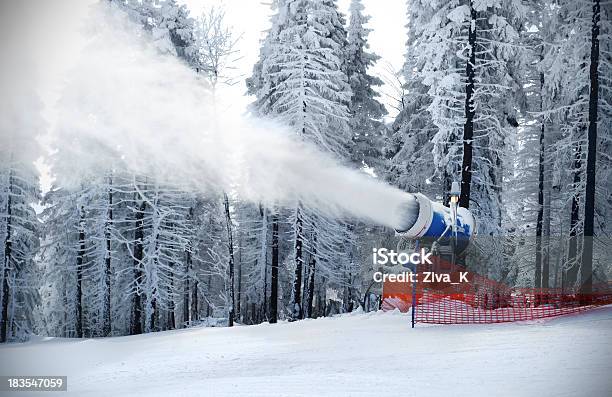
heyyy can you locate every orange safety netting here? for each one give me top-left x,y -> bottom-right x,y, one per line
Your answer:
381,256 -> 612,324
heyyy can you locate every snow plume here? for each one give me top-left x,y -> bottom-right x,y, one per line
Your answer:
4,1 -> 415,231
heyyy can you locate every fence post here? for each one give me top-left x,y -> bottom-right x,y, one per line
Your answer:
412,239 -> 419,328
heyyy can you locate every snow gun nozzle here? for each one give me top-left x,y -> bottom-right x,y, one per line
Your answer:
393,194 -> 420,234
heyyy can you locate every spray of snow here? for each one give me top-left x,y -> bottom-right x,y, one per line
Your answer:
1,1 -> 417,231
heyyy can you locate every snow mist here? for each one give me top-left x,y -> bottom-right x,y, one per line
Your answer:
19,2 -> 417,231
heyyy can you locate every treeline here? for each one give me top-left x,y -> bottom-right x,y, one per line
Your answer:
0,0 -> 609,342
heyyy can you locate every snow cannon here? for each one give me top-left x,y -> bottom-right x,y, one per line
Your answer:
393,193 -> 476,254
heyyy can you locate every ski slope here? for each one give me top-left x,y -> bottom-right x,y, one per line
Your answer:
2,306 -> 612,397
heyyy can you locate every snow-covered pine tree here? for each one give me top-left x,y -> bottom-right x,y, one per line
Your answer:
189,193 -> 232,322
110,0 -> 197,64
78,174 -> 118,337
0,157 -> 41,342
248,0 -> 357,320
346,0 -> 387,171
421,0 -> 525,232
394,0 -> 526,280
40,171 -> 140,337
502,0 -> 552,288
386,1 -> 442,201
540,0 -> 611,291
343,2 -> 391,310
234,202 -> 269,324
0,69 -> 43,342
249,0 -> 352,154
39,187 -> 79,338
503,0 -> 611,290
122,178 -> 193,334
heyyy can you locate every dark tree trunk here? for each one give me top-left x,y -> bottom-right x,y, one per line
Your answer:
322,287 -> 329,317
103,176 -> 113,336
206,274 -> 212,318
302,256 -> 309,317
442,170 -> 452,208
459,1 -> 476,209
348,288 -> 354,312
131,195 -> 146,335
361,280 -> 376,312
345,279 -> 354,313
535,72 -> 545,289
566,144 -> 582,289
260,203 -> 268,323
63,281 -> 68,337
168,263 -> 176,330
223,193 -> 235,327
149,289 -> 157,332
262,253 -> 268,322
76,206 -> 85,338
184,207 -> 193,327
183,274 -> 189,327
269,212 -> 279,324
306,233 -> 317,318
191,279 -> 199,322
292,206 -> 303,320
183,261 -> 190,328
237,232 -> 243,323
1,170 -> 13,343
580,0 -> 600,299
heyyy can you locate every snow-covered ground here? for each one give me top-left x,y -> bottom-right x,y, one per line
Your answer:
2,307 -> 612,397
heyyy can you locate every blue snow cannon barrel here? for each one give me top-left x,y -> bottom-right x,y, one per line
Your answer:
393,193 -> 476,253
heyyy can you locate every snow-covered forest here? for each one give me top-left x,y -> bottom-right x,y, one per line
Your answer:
0,0 -> 610,343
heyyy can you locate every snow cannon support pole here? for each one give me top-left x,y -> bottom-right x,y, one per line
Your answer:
411,239 -> 418,329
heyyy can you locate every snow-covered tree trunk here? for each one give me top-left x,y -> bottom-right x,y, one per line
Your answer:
75,205 -> 85,338
131,190 -> 146,335
459,0 -> 477,209
103,175 -> 113,336
0,169 -> 14,343
223,193 -> 235,327
580,0 -> 601,297
567,144 -> 583,289
346,0 -> 386,171
269,212 -> 279,324
0,162 -> 40,342
292,206 -> 304,320
257,205 -> 269,322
